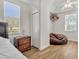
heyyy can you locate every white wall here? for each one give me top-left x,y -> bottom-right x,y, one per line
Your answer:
34,0 -> 60,50
31,0 -> 52,50
48,0 -> 78,41
51,10 -> 78,41
39,0 -> 54,50
30,0 -> 51,50
0,0 -> 3,21
20,5 -> 31,36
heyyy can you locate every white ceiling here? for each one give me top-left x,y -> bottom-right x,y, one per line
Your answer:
20,0 -> 40,8
50,0 -> 78,13
7,0 -> 40,8
19,0 -> 30,2
7,0 -> 78,13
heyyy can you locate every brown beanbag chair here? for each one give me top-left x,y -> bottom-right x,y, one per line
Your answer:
50,33 -> 68,45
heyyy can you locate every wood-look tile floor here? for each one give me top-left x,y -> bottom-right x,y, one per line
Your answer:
23,41 -> 78,59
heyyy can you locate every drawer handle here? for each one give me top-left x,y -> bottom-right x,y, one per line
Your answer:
23,41 -> 26,43
24,46 -> 26,48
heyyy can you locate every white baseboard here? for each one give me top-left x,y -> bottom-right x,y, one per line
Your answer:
69,39 -> 78,42
39,44 -> 49,51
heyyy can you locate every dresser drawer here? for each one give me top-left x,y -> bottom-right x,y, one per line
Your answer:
18,39 -> 29,45
19,44 -> 30,52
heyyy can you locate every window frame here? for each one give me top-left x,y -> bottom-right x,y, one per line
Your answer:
4,0 -> 21,35
65,14 -> 77,32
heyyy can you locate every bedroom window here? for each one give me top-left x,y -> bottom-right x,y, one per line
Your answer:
65,14 -> 77,31
4,1 -> 20,35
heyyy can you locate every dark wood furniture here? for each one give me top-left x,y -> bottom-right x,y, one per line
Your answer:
14,36 -> 31,52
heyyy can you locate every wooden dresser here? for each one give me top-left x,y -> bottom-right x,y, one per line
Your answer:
14,36 -> 31,52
